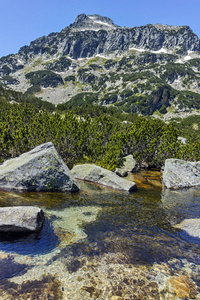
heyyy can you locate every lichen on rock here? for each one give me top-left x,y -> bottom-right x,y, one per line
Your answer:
0,142 -> 79,192
162,158 -> 200,189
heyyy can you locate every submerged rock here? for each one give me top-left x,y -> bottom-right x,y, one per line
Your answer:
71,164 -> 137,192
0,142 -> 79,192
168,275 -> 197,299
0,206 -> 44,233
162,159 -> 200,189
115,154 -> 138,177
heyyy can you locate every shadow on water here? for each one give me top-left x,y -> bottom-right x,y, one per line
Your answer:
58,219 -> 200,269
0,256 -> 29,281
0,218 -> 59,256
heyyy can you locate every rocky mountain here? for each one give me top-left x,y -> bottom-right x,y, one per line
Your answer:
1,14 -> 200,115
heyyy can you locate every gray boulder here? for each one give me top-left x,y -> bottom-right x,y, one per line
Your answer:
174,219 -> 200,239
177,136 -> 187,145
71,164 -> 137,192
115,155 -> 137,177
0,206 -> 44,233
0,142 -> 79,192
162,159 -> 200,189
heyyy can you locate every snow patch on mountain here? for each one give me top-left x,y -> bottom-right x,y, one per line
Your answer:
176,50 -> 200,63
88,16 -> 115,28
129,47 -> 172,54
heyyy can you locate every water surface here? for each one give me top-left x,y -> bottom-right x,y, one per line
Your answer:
0,171 -> 200,299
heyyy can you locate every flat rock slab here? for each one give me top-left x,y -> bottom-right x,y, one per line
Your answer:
163,159 -> 200,189
71,164 -> 137,192
0,206 -> 44,233
0,142 -> 79,192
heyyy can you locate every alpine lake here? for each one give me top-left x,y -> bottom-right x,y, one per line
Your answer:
0,171 -> 200,300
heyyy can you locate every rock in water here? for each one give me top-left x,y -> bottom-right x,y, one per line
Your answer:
168,275 -> 197,299
0,142 -> 79,192
162,159 -> 200,189
71,164 -> 137,192
0,206 -> 44,233
115,154 -> 138,177
174,218 -> 200,239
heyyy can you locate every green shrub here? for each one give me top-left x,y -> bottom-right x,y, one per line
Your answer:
176,91 -> 200,110
45,57 -> 71,72
64,75 -> 76,82
25,70 -> 64,93
57,93 -> 98,110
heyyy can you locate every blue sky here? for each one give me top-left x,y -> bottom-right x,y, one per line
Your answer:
0,0 -> 200,57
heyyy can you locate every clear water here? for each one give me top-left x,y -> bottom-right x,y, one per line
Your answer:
0,171 -> 200,299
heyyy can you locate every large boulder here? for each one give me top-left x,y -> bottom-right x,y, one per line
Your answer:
115,155 -> 138,177
71,164 -> 137,192
162,159 -> 200,189
0,142 -> 79,192
0,206 -> 44,233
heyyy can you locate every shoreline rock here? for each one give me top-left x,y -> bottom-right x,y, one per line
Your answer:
0,142 -> 79,192
115,154 -> 138,177
71,164 -> 137,192
162,159 -> 200,189
0,206 -> 44,233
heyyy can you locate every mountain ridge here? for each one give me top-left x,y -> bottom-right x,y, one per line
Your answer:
0,14 -> 200,116
16,14 -> 200,60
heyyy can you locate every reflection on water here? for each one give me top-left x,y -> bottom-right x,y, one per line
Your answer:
0,171 -> 200,299
161,188 -> 200,224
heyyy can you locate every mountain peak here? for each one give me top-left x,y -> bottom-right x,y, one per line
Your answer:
69,13 -> 118,31
1,14 -> 200,116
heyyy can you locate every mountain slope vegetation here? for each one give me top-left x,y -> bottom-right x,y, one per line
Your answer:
0,93 -> 200,170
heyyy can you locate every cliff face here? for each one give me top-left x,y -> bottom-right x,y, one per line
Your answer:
0,14 -> 200,115
16,14 -> 200,60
